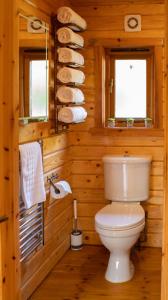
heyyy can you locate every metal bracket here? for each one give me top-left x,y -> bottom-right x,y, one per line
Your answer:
0,216 -> 8,223
47,174 -> 60,194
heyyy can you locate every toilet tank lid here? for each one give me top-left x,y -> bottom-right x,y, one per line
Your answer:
102,155 -> 152,164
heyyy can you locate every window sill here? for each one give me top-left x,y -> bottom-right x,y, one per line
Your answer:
90,127 -> 164,137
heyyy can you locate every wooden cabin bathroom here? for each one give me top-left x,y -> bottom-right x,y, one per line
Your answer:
1,0 -> 168,299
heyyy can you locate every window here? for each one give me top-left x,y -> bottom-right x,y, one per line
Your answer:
94,40 -> 164,130
105,48 -> 153,125
115,59 -> 146,118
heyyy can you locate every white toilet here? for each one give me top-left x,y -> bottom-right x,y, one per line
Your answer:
95,155 -> 151,283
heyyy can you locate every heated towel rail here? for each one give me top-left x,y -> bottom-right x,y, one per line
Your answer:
19,140 -> 44,262
19,198 -> 44,262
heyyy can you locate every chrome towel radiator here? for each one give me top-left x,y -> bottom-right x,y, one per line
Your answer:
19,198 -> 44,262
19,140 -> 44,262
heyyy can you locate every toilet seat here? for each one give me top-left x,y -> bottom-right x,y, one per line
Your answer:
95,202 -> 145,231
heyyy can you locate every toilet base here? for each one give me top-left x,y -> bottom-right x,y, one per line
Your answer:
105,252 -> 134,283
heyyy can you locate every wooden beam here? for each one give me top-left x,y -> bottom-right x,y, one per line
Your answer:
161,0 -> 168,299
0,0 -> 20,299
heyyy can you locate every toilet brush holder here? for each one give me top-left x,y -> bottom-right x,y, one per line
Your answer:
71,199 -> 83,250
71,229 -> 83,250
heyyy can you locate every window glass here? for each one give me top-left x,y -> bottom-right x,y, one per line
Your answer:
29,60 -> 48,117
115,59 -> 146,118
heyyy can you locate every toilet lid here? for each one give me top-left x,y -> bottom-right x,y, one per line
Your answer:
95,203 -> 145,230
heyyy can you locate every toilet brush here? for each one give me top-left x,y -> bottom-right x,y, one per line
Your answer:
71,199 -> 83,250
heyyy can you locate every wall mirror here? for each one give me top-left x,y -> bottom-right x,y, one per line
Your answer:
19,13 -> 49,123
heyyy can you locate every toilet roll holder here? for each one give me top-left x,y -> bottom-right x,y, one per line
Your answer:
47,174 -> 60,194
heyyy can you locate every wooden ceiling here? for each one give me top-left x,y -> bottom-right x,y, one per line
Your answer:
37,0 -> 165,13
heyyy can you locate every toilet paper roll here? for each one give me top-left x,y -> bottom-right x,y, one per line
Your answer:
50,180 -> 72,199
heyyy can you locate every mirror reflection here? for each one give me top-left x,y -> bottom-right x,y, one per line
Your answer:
19,14 -> 49,122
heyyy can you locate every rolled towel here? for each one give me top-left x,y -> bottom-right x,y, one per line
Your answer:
57,6 -> 87,31
58,106 -> 87,123
57,67 -> 85,84
57,47 -> 84,66
57,27 -> 84,48
56,86 -> 84,103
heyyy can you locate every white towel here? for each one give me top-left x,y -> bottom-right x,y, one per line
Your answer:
56,86 -> 84,104
57,6 -> 87,31
58,106 -> 87,123
19,142 -> 46,209
57,27 -> 84,48
57,67 -> 85,84
57,47 -> 84,66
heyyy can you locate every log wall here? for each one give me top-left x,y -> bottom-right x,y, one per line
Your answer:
69,0 -> 166,248
18,1 -> 72,299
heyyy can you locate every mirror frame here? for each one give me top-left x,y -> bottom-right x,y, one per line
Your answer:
18,13 -> 49,124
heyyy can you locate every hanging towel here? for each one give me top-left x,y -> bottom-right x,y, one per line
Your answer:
19,142 -> 46,209
56,86 -> 84,104
57,27 -> 84,48
57,67 -> 85,84
57,6 -> 87,31
57,47 -> 84,66
58,106 -> 87,123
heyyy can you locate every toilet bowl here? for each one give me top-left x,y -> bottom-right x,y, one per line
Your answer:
95,202 -> 145,283
95,155 -> 151,283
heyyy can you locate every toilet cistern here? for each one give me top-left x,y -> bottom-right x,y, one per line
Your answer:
95,155 -> 151,283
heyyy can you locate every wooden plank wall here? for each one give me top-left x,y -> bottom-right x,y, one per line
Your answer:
0,1 -> 21,299
18,1 -> 72,299
69,0 -> 166,248
161,1 -> 168,299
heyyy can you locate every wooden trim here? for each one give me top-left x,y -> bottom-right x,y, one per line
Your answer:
93,38 -> 164,47
20,50 -> 47,118
154,45 -> 164,129
24,56 -> 30,116
90,127 -> 164,137
94,38 -> 164,129
161,1 -> 168,299
95,45 -> 106,127
0,1 -> 21,299
105,53 -> 113,119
